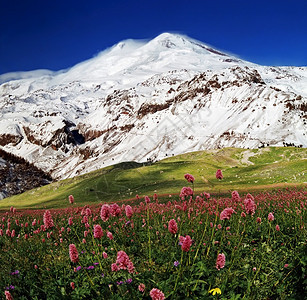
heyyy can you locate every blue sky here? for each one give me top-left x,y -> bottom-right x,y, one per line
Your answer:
0,0 -> 306,74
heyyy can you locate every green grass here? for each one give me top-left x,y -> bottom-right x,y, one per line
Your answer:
0,147 -> 306,209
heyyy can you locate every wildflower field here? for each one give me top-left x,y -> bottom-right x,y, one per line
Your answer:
0,175 -> 306,299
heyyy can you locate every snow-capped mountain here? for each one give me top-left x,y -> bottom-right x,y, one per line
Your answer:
0,33 -> 306,184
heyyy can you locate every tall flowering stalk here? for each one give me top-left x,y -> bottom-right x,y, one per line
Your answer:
168,219 -> 178,235
184,173 -> 195,192
146,200 -> 152,264
43,210 -> 54,229
68,195 -> 74,204
69,244 -> 79,263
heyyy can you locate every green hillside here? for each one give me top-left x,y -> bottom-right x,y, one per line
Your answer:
0,147 -> 306,209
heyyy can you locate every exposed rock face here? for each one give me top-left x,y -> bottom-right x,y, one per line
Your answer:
0,33 -> 306,196
0,149 -> 52,199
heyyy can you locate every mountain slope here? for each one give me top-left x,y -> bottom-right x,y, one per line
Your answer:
0,147 -> 306,209
0,33 -> 306,187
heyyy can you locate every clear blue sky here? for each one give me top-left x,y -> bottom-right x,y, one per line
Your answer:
0,0 -> 306,74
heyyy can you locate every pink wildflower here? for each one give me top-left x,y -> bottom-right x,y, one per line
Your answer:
241,212 -> 246,218
125,205 -> 133,218
180,187 -> 193,199
256,217 -> 262,223
231,190 -> 240,201
184,173 -> 195,183
127,261 -> 135,274
168,219 -> 178,235
70,282 -> 75,290
68,195 -> 74,204
145,196 -> 151,204
216,253 -> 226,270
216,169 -> 223,180
4,291 -> 13,300
180,235 -> 192,252
103,252 -> 108,259
43,210 -> 54,229
284,264 -> 289,268
244,194 -> 256,215
150,288 -> 165,300
111,263 -> 119,271
93,224 -> 103,239
116,250 -> 133,270
69,244 -> 79,263
110,203 -> 121,217
275,224 -> 280,231
68,217 -> 73,226
138,283 -> 145,292
268,212 -> 274,221
203,192 -> 210,199
100,204 -> 110,222
220,207 -> 235,220
107,231 -> 114,240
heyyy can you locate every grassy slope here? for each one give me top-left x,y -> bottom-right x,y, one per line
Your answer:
0,147 -> 306,209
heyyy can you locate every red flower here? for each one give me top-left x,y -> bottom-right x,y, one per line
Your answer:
168,219 -> 178,235
231,190 -> 240,201
125,205 -> 133,218
220,207 -> 235,220
180,187 -> 193,199
180,235 -> 192,252
244,194 -> 256,215
184,173 -> 195,183
43,210 -> 54,229
114,250 -> 135,273
216,253 -> 225,270
69,244 -> 79,263
268,212 -> 274,221
150,288 -> 165,300
93,224 -> 103,239
216,169 -> 223,180
5,291 -> 13,300
107,231 -> 114,240
100,204 -> 110,222
68,195 -> 74,204
110,203 -> 121,217
138,283 -> 145,292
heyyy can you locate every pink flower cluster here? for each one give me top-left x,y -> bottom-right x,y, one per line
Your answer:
244,194 -> 256,215
69,244 -> 79,263
220,207 -> 236,220
168,219 -> 178,234
125,205 -> 133,218
111,250 -> 135,273
100,204 -> 110,222
150,288 -> 165,300
68,195 -> 74,204
179,235 -> 192,252
268,212 -> 274,221
180,187 -> 193,199
43,210 -> 54,229
231,190 -> 240,201
93,224 -> 103,239
216,169 -> 223,180
216,253 -> 225,270
184,173 -> 195,183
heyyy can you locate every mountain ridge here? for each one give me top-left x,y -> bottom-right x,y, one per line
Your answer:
0,33 -> 306,196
